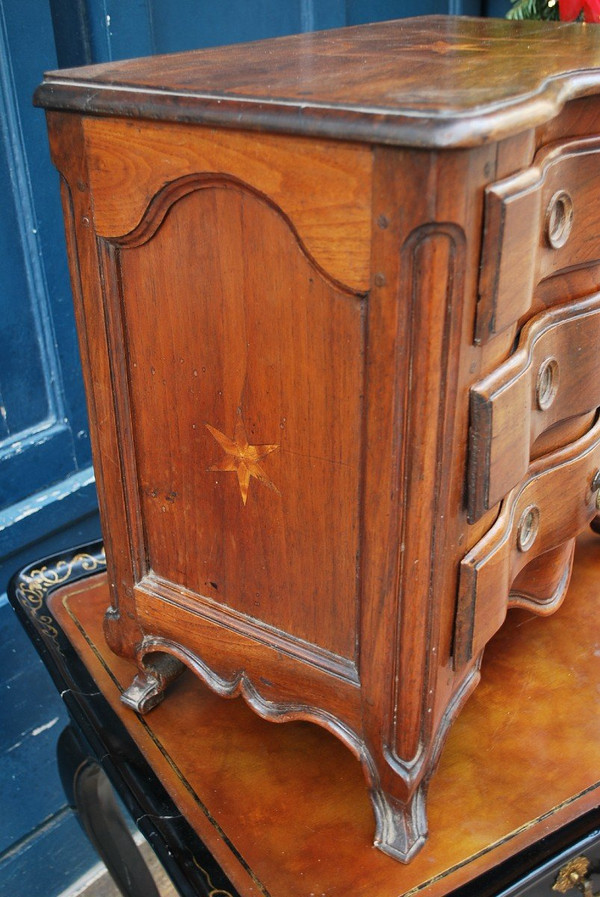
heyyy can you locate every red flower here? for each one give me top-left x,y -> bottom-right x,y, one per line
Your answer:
559,0 -> 600,22
584,0 -> 600,21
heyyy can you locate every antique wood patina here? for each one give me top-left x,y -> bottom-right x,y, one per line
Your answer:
36,15 -> 600,861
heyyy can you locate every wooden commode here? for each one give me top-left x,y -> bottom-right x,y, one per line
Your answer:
36,15 -> 600,862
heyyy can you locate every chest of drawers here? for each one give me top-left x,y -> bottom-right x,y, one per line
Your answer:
36,15 -> 600,863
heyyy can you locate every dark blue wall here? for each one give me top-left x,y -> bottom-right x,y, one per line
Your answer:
0,2 -> 508,895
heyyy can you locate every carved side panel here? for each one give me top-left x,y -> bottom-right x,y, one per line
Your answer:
84,117 -> 373,292
107,180 -> 366,662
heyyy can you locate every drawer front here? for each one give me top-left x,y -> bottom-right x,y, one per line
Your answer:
456,415 -> 600,666
468,292 -> 600,521
477,137 -> 600,344
496,833 -> 600,897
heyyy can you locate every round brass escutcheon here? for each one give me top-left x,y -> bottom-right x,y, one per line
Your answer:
552,855 -> 594,894
536,357 -> 559,411
546,190 -> 574,249
517,504 -> 540,552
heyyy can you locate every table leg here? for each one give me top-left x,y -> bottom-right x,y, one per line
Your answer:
57,725 -> 162,897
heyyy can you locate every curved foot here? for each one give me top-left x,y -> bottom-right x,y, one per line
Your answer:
121,651 -> 185,714
371,785 -> 428,863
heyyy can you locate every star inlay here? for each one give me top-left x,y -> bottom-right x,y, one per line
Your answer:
206,411 -> 280,506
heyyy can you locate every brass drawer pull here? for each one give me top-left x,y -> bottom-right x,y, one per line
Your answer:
553,856 -> 598,896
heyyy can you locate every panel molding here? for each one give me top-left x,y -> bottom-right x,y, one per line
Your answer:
137,571 -> 360,685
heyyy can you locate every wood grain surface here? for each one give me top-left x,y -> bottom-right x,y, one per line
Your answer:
83,118 -> 372,292
36,17 -> 600,147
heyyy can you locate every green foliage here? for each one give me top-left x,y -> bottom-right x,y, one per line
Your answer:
506,0 -> 561,19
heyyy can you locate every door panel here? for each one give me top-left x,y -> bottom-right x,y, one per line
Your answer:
0,0 -> 93,520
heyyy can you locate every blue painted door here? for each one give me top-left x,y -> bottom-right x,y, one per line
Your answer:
0,0 -> 99,602
0,2 -> 510,895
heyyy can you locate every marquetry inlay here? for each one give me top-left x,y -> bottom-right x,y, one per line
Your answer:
206,410 -> 280,505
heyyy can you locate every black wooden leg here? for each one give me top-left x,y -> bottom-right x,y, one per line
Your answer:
57,725 -> 162,897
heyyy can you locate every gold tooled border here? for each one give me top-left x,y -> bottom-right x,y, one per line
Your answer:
14,547 -> 106,645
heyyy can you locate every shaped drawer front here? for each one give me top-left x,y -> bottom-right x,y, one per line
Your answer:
477,137 -> 600,343
468,291 -> 600,522
456,416 -> 600,667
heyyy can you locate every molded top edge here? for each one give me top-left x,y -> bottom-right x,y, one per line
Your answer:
35,16 -> 600,148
